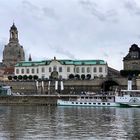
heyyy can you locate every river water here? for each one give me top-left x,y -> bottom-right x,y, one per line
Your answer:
0,106 -> 140,140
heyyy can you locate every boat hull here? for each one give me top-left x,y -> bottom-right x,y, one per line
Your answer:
119,103 -> 140,107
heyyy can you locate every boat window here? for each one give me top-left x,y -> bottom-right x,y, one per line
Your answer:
94,97 -> 97,99
72,102 -> 74,104
81,97 -> 84,99
108,97 -> 112,99
102,103 -> 105,105
89,97 -> 93,99
89,103 -> 91,104
98,103 -> 101,105
84,103 -> 87,104
80,102 -> 83,104
93,103 -> 96,105
85,97 -> 88,99
107,103 -> 110,105
76,102 -> 78,104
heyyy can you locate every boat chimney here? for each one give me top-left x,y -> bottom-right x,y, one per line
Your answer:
127,76 -> 132,90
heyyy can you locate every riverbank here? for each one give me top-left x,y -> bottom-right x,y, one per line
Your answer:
0,95 -> 78,105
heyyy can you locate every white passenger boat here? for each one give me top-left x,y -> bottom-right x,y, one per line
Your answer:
57,94 -> 120,107
115,90 -> 140,107
57,80 -> 140,107
57,90 -> 140,107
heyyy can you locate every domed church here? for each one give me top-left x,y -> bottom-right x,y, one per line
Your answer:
2,23 -> 25,67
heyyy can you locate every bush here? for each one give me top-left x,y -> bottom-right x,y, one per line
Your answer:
69,74 -> 74,79
8,76 -> 12,80
18,75 -> 22,80
23,75 -> 28,80
33,75 -> 38,80
28,75 -> 33,80
86,74 -> 91,80
13,75 -> 17,80
81,74 -> 85,80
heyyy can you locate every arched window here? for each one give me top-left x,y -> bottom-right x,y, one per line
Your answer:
99,67 -> 102,73
87,67 -> 90,73
49,67 -> 52,72
21,69 -> 24,74
37,68 -> 39,73
81,67 -> 85,73
76,67 -> 80,73
26,68 -> 29,74
93,67 -> 97,73
67,67 -> 70,72
59,67 -> 62,72
31,68 -> 34,74
16,69 -> 19,74
42,67 -> 45,73
53,66 -> 57,71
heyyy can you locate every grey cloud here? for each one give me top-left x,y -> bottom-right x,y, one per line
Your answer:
79,0 -> 118,22
42,7 -> 58,19
119,52 -> 125,56
103,52 -> 109,58
124,0 -> 140,15
49,44 -> 76,59
21,0 -> 57,20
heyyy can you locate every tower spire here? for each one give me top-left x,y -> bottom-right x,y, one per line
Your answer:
9,23 -> 18,42
29,54 -> 32,61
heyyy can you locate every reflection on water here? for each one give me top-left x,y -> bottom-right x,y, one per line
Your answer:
0,106 -> 140,140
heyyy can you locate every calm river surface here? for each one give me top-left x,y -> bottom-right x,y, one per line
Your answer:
0,106 -> 140,140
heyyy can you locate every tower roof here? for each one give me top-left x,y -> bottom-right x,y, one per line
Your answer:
10,23 -> 17,30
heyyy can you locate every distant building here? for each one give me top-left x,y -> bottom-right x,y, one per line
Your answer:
2,23 -> 25,67
14,57 -> 108,79
123,44 -> 140,70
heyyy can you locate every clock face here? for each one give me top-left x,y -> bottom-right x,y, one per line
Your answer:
51,71 -> 58,79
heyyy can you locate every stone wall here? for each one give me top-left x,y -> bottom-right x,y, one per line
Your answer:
0,77 -> 135,95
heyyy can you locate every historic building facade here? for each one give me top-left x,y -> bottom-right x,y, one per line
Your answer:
123,44 -> 140,70
2,23 -> 25,67
14,57 -> 108,79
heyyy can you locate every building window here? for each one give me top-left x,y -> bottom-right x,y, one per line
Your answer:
81,67 -> 85,73
32,68 -> 34,74
16,69 -> 19,74
42,67 -> 45,73
67,67 -> 70,72
76,67 -> 79,73
26,68 -> 29,74
49,67 -> 52,72
87,67 -> 90,73
21,69 -> 24,74
93,67 -> 97,73
59,67 -> 62,72
53,66 -> 57,71
99,67 -> 102,73
37,68 -> 39,73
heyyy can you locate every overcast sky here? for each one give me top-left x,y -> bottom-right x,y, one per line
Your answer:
1,0 -> 140,70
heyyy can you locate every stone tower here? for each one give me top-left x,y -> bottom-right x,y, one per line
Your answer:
123,44 -> 140,70
2,23 -> 25,67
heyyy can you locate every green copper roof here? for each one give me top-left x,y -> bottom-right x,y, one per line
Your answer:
15,59 -> 106,67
